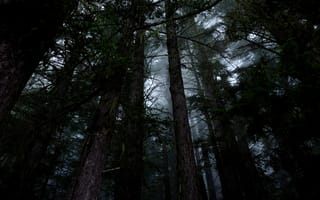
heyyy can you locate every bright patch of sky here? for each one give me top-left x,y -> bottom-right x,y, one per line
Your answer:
200,16 -> 223,29
145,2 -> 276,110
145,47 -> 171,112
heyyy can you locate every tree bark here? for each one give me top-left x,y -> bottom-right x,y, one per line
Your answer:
112,1 -> 146,199
0,0 -> 78,122
165,1 -> 203,199
116,29 -> 146,200
68,86 -> 121,200
68,2 -> 137,197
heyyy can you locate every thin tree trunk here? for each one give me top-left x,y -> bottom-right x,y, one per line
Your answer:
201,144 -> 217,200
190,47 -> 223,200
198,60 -> 243,200
0,0 -> 77,122
196,46 -> 266,200
194,146 -> 209,200
189,44 -> 240,200
162,143 -> 172,200
165,1 -> 202,199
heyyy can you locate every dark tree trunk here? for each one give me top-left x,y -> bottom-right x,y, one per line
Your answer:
116,29 -> 146,200
192,61 -> 222,200
0,0 -> 78,122
196,47 -> 266,200
165,1 -> 202,199
191,44 -> 240,200
68,86 -> 122,200
198,59 -> 242,200
1,34 -> 82,199
15,45 -> 78,199
68,2 -> 137,197
233,118 -> 270,200
113,1 -> 146,199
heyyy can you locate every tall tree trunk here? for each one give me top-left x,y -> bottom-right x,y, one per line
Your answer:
68,81 -> 122,200
114,1 -> 146,199
116,29 -> 146,200
68,1 -> 139,197
190,49 -> 221,200
0,0 -> 78,122
190,44 -> 241,200
165,1 -> 202,199
196,46 -> 266,200
197,56 -> 242,200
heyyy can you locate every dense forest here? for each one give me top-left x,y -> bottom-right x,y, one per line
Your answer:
0,0 -> 319,200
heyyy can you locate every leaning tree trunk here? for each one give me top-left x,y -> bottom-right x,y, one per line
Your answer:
68,77 -> 123,200
165,1 -> 202,199
12,37 -> 80,200
67,31 -> 131,200
0,0 -> 78,122
68,2 -> 138,198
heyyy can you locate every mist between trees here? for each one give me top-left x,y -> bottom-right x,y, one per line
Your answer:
0,0 -> 319,200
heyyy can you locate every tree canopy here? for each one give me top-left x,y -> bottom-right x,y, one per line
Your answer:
0,0 -> 319,200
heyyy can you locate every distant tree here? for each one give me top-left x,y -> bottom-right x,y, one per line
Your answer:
193,47 -> 266,200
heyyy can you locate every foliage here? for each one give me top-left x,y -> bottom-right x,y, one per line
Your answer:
1,0 -> 320,199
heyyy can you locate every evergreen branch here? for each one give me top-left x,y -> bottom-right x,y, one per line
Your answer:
137,0 -> 223,30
